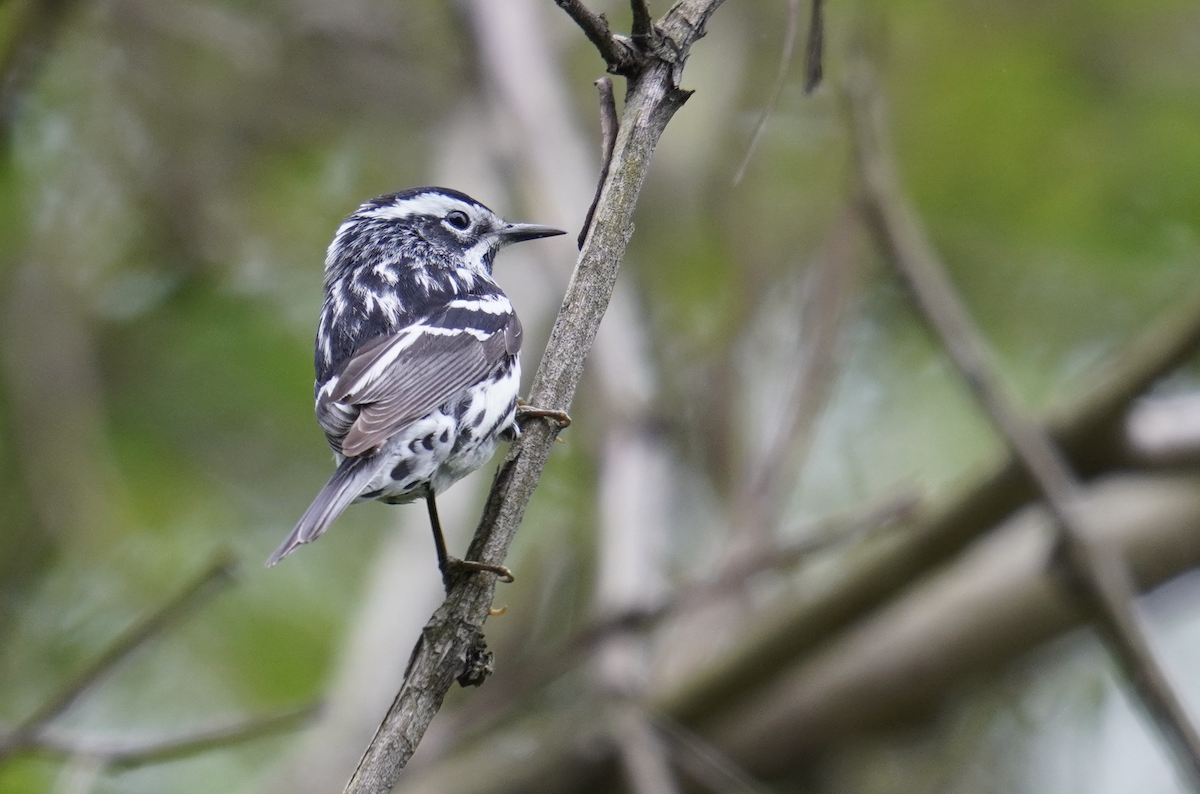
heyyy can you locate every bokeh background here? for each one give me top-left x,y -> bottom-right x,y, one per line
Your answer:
2,0 -> 1200,792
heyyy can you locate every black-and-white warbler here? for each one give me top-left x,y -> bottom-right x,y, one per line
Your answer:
266,187 -> 564,576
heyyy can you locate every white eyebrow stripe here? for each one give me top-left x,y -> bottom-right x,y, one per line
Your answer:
360,194 -> 481,222
445,295 -> 511,314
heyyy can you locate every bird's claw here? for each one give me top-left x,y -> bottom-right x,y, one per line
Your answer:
516,401 -> 572,428
443,557 -> 515,586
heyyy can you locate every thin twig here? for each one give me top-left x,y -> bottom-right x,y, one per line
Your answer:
341,4 -> 726,792
611,703 -> 682,794
0,554 -> 237,760
630,0 -> 654,43
584,491 -> 917,646
847,56 -> 1200,788
655,715 -> 776,794
658,170 -> 1200,733
30,703 -> 319,768
738,203 -> 860,531
553,0 -> 639,74
447,491 -> 917,730
578,76 -> 619,249
731,0 -> 801,184
803,0 -> 824,93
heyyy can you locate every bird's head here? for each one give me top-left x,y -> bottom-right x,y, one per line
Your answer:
330,187 -> 564,281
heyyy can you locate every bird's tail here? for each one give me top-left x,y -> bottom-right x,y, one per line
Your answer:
266,455 -> 380,567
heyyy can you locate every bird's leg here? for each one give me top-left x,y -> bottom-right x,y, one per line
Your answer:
425,494 -> 514,591
516,398 -> 572,428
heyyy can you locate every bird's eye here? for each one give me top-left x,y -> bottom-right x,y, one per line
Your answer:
445,210 -> 471,230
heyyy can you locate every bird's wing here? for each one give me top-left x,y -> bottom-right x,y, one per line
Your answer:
320,301 -> 522,457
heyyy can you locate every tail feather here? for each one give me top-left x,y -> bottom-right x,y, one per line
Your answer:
266,456 -> 380,567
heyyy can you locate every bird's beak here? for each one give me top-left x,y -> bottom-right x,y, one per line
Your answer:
499,222 -> 566,245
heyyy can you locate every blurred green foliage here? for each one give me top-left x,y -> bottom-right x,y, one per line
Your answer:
0,0 -> 1198,792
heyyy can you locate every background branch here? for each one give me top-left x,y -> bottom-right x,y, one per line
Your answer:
657,270 -> 1200,728
803,0 -> 824,93
732,0 -> 801,184
0,554 -> 236,761
846,55 -> 1200,786
32,703 -> 318,768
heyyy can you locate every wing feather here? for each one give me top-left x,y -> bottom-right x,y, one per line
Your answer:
321,309 -> 519,457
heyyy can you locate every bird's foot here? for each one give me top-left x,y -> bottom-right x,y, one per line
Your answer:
516,400 -> 572,428
441,557 -> 515,590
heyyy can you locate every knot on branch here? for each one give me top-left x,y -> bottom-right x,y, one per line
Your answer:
456,632 -> 494,688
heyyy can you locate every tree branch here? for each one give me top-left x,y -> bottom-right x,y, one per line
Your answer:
630,0 -> 654,44
655,715 -> 775,794
582,491 -> 917,650
577,76 -> 619,249
803,0 -> 824,93
376,474 -> 1200,793
846,57 -> 1200,787
732,0 -> 801,184
611,703 -> 682,794
552,0 -> 639,74
29,703 -> 318,768
341,3 -> 726,791
0,554 -> 236,761
657,257 -> 1200,728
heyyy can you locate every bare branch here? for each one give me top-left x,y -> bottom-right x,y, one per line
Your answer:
578,76 -> 619,249
657,262 -> 1200,729
554,0 -> 639,74
342,3 -> 725,790
630,0 -> 654,43
655,715 -> 775,794
440,491 -> 918,732
0,554 -> 237,761
372,475 -> 1200,792
732,0 -> 801,184
612,704 -> 682,794
29,703 -> 318,768
847,56 -> 1200,787
585,491 -> 917,646
803,0 -> 824,93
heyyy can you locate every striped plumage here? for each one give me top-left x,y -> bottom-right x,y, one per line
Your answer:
267,187 -> 563,569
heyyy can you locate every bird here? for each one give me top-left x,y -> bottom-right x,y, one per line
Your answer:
266,186 -> 565,579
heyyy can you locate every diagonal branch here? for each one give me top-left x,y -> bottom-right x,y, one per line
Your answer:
847,56 -> 1200,788
611,703 -> 682,794
578,76 -> 619,249
732,0 -> 801,184
802,0 -> 824,93
657,212 -> 1200,731
340,3 -> 727,792
654,715 -> 775,794
553,0 -> 639,74
29,703 -> 318,768
0,554 -> 237,761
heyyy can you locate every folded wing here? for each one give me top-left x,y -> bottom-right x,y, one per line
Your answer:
319,304 -> 522,457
